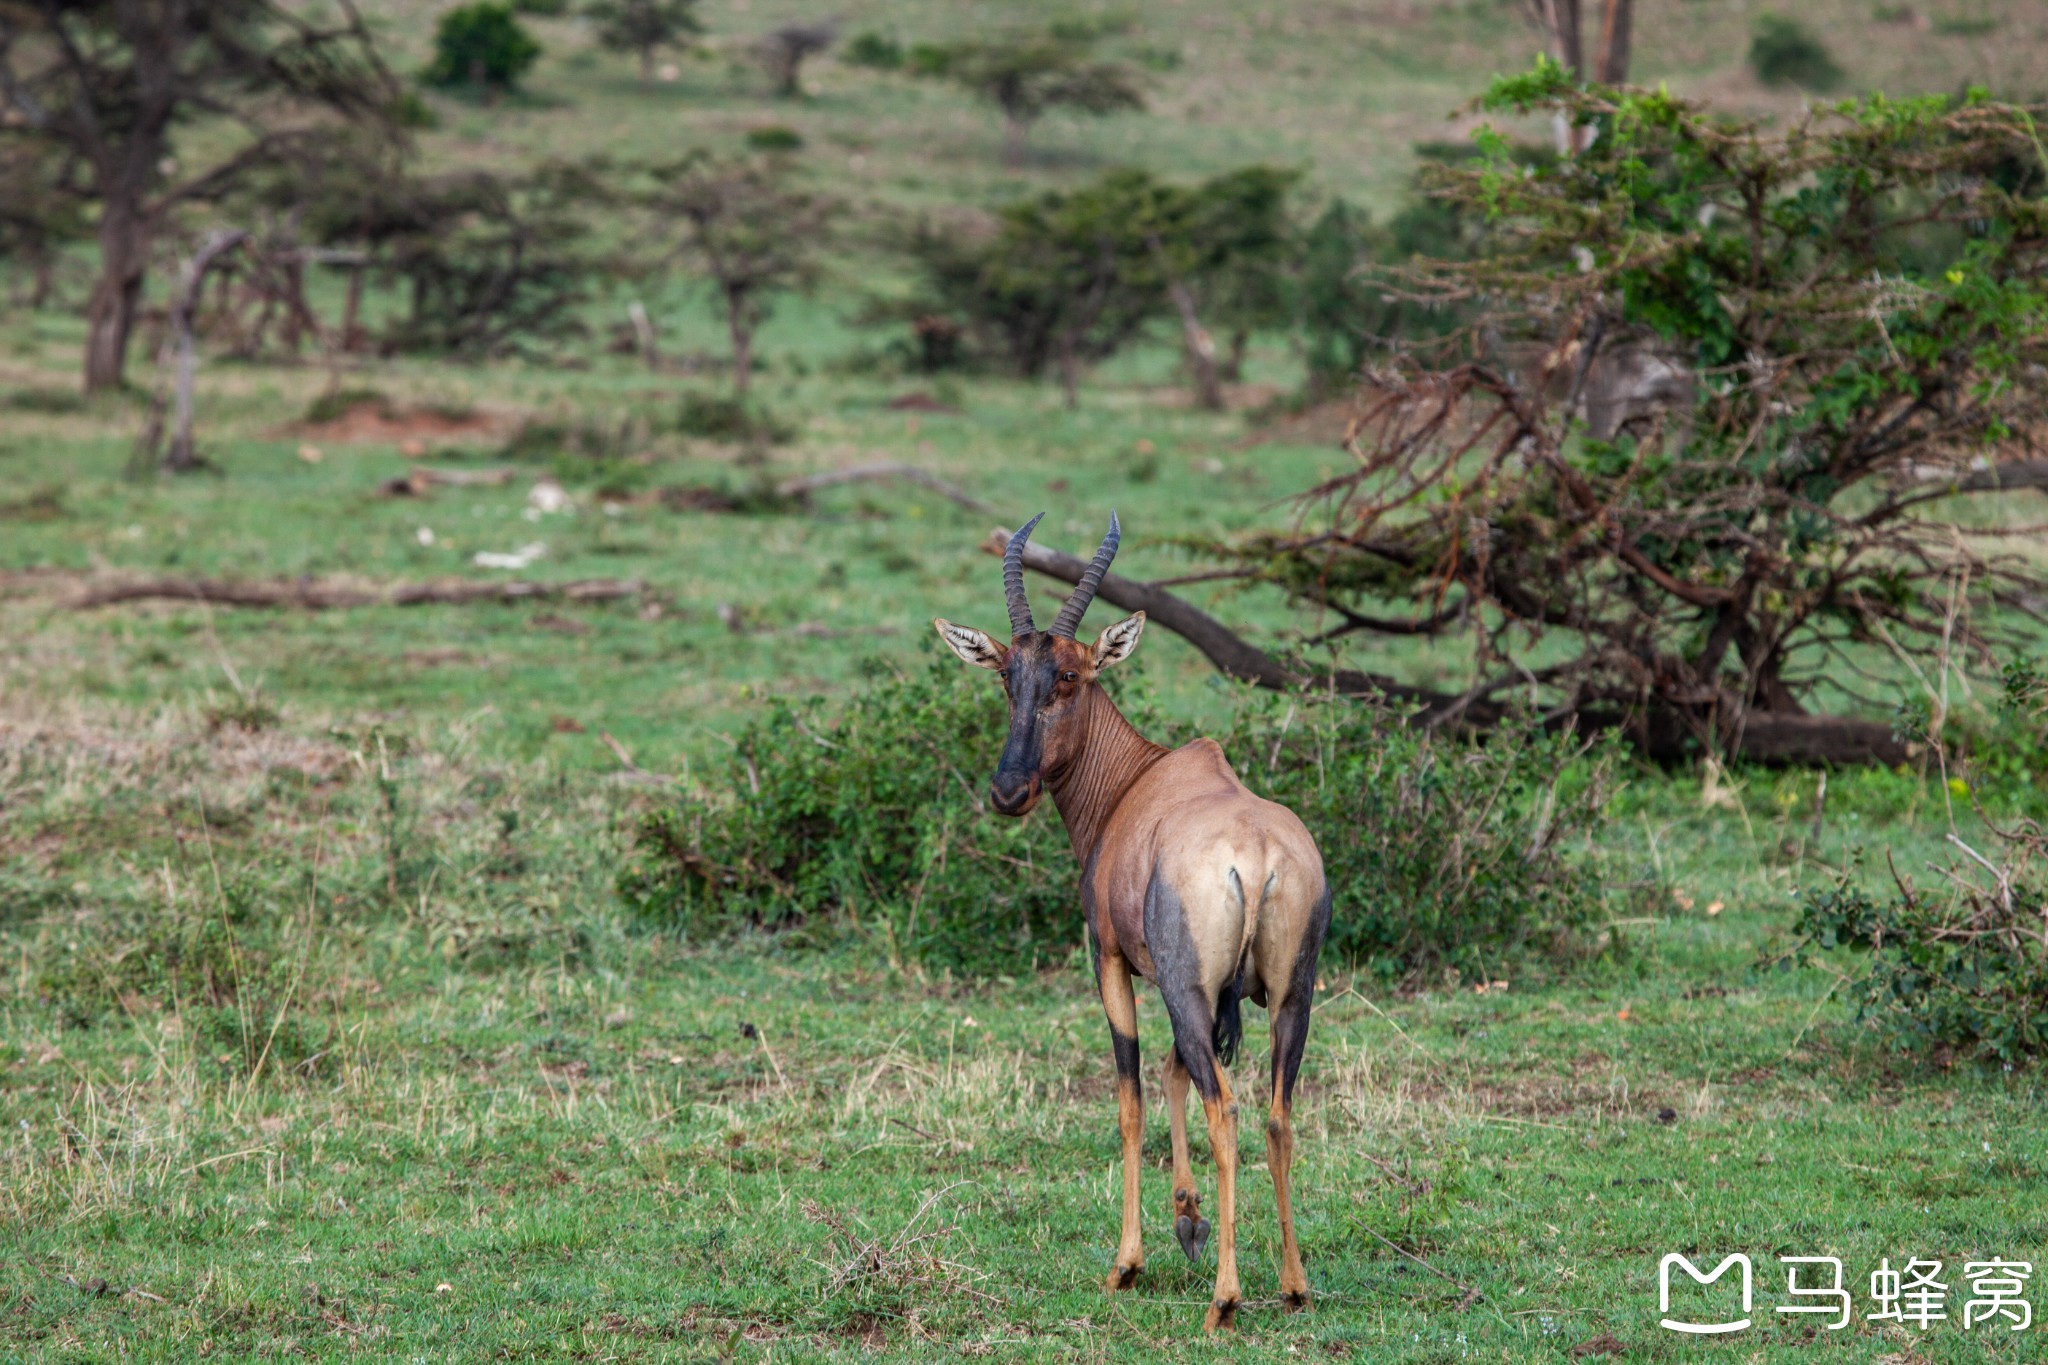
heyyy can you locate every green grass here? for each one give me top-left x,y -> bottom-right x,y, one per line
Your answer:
5,0 -> 2048,1358
2,714 -> 2041,1360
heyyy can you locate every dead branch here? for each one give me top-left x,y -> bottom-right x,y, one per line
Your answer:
986,527 -> 1914,766
68,576 -> 643,611
780,462 -> 993,515
980,527 -> 1492,716
1931,460 -> 2048,495
377,465 -> 518,496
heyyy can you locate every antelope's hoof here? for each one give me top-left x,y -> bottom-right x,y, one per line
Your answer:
1283,1289 -> 1311,1312
1105,1263 -> 1141,1292
1174,1215 -> 1211,1263
1204,1297 -> 1241,1332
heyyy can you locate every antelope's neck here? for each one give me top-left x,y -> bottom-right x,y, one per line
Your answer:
1047,688 -> 1169,865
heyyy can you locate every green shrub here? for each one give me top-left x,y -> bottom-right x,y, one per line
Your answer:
745,124 -> 804,151
1793,868 -> 2048,1065
423,2 -> 543,91
513,0 -> 569,11
620,659 -> 1622,978
842,31 -> 904,70
904,42 -> 952,77
673,391 -> 794,444
386,89 -> 441,129
2,386 -> 87,414
303,386 -> 391,424
620,658 -> 1077,973
1748,14 -> 1844,90
1790,662 -> 2048,1064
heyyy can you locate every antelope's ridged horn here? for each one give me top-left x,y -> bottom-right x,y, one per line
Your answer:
1003,512 -> 1046,637
1050,510 -> 1120,639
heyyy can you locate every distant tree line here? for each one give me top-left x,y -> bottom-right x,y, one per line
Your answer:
883,146 -> 1509,408
0,2 -> 1158,399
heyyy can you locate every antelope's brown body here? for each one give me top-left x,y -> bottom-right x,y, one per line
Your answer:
935,513 -> 1332,1332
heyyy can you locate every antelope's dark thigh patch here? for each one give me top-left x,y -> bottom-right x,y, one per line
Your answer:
1143,872 -> 1221,1100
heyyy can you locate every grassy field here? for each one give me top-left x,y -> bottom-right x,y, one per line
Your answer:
6,0 -> 2048,1359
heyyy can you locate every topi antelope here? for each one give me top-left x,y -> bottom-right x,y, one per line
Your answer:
934,512 -> 1332,1331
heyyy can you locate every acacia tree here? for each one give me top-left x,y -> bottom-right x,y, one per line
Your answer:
923,32 -> 1143,167
757,20 -> 835,98
0,0 -> 400,392
1133,166 -> 1298,408
1126,72 -> 2048,766
643,153 -> 829,398
586,0 -> 699,83
0,136 -> 86,308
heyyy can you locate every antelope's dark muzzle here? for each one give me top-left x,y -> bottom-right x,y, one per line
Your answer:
989,774 -> 1043,816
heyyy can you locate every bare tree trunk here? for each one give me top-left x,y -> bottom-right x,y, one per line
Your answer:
628,299 -> 661,371
341,264 -> 365,351
1057,335 -> 1081,410
1002,114 -> 1029,169
1593,0 -> 1632,82
1222,325 -> 1250,384
86,200 -> 150,392
142,230 -> 249,475
1149,234 -> 1225,411
726,289 -> 753,399
26,250 -> 55,310
641,47 -> 655,83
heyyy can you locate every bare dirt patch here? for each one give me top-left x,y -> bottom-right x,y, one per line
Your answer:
284,397 -> 501,448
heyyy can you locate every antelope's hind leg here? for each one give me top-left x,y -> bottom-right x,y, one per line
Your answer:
1163,1050 -> 1209,1263
1264,884 -> 1330,1311
1096,949 -> 1146,1291
1267,981 -> 1313,1309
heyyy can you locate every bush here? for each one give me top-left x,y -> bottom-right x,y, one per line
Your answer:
303,386 -> 391,424
2,386 -> 87,414
1794,865 -> 2048,1065
620,659 -> 1622,978
842,31 -> 904,70
1790,663 -> 2048,1064
672,391 -> 794,444
376,164 -> 603,358
423,2 -> 543,91
620,658 -> 1077,973
745,124 -> 804,151
1749,14 -> 1844,90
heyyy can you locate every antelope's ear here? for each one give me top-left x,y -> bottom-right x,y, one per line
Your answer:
1092,612 -> 1145,671
933,618 -> 1006,671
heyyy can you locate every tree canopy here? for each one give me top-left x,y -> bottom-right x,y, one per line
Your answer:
920,31 -> 1143,166
1203,68 -> 2048,764
0,0 -> 401,390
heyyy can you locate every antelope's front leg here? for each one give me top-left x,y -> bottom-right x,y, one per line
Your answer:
1097,950 -> 1145,1291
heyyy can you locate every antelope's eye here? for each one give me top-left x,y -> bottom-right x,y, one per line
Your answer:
1061,671 -> 1079,682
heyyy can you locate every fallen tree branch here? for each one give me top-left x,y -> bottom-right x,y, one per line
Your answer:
410,465 -> 517,488
1937,460 -> 2048,495
780,462 -> 992,514
378,466 -> 517,496
979,528 -> 1469,714
68,576 -> 643,611
983,527 -> 1914,767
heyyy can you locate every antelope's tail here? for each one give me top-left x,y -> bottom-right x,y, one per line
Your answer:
1214,866 -> 1274,1066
